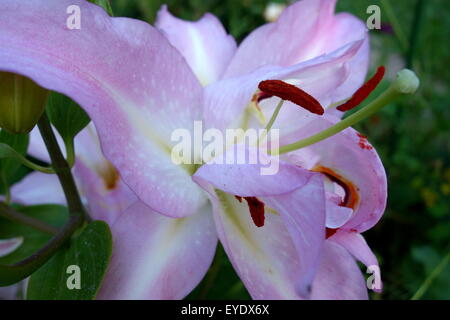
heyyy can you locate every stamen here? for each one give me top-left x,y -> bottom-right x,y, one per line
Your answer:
275,69 -> 420,155
258,80 -> 324,115
337,66 -> 386,111
259,99 -> 284,143
235,196 -> 265,227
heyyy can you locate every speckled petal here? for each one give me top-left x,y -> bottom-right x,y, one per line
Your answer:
0,0 -> 207,218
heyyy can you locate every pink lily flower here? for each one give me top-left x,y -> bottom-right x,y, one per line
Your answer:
0,0 -> 386,299
13,125 -> 217,299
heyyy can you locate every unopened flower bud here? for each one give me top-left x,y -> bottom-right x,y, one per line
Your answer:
0,72 -> 49,134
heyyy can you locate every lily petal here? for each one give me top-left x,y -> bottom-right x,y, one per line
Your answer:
283,115 -> 387,232
0,237 -> 23,257
224,0 -> 367,81
96,202 -> 217,300
330,230 -> 379,270
0,0 -> 206,218
69,124 -> 137,225
73,160 -> 136,226
0,284 -> 20,300
10,171 -> 65,206
326,13 -> 370,113
325,192 -> 353,229
194,152 -> 326,299
329,230 -> 382,292
311,240 -> 368,299
156,5 -> 237,86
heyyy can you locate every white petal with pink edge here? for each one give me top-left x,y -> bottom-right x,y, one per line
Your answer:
311,240 -> 369,299
156,5 -> 237,86
194,151 -> 327,299
204,40 -> 364,136
96,202 -> 217,300
282,115 -> 387,232
0,0 -> 206,218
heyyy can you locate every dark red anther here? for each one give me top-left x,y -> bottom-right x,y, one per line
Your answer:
258,80 -> 324,115
235,196 -> 265,227
326,228 -> 338,239
337,66 -> 386,112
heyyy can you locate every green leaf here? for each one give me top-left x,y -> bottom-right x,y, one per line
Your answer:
27,221 -> 112,300
0,130 -> 29,181
46,92 -> 90,143
0,205 -> 68,265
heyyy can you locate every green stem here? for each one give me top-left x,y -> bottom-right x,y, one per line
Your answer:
0,203 -> 58,235
277,85 -> 400,154
37,113 -> 86,220
21,156 -> 55,174
0,143 -> 55,174
64,138 -> 75,168
0,216 -> 81,286
411,252 -> 450,300
0,112 -> 85,286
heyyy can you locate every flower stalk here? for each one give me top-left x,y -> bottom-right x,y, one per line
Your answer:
0,112 -> 86,286
0,203 -> 59,235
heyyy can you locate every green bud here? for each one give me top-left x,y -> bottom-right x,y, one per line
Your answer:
0,72 -> 49,134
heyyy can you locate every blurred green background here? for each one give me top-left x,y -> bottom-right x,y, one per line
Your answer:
105,0 -> 450,300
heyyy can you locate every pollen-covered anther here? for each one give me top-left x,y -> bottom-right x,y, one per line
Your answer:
258,80 -> 324,115
337,66 -> 386,112
235,196 -> 265,227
